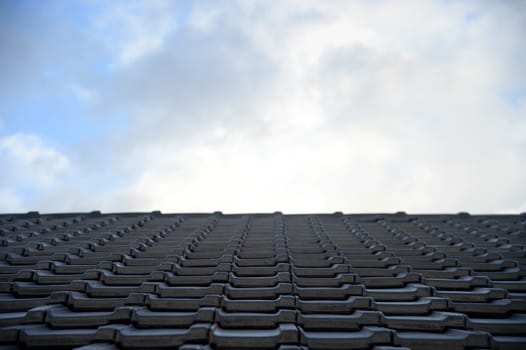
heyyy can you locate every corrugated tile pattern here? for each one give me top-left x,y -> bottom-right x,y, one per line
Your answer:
1,212 -> 525,349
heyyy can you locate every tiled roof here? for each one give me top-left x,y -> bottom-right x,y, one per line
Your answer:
0,211 -> 525,349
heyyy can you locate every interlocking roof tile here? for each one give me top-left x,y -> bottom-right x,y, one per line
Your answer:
1,212 -> 525,349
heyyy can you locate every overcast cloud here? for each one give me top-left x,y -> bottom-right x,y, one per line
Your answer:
0,0 -> 525,214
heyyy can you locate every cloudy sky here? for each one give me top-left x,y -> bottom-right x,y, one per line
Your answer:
0,0 -> 525,214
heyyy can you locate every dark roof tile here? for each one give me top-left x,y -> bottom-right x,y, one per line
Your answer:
0,212 -> 525,348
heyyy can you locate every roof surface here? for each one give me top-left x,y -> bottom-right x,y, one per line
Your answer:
0,212 -> 525,349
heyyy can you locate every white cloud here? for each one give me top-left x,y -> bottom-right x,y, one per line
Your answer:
112,124 -> 400,213
0,133 -> 70,189
68,83 -> 98,103
94,1 -> 182,67
0,188 -> 23,213
94,0 -> 525,214
1,0 -> 525,214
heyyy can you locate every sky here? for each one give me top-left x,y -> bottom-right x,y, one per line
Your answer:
0,0 -> 525,214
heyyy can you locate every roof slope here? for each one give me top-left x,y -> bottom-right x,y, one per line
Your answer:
0,212 -> 525,349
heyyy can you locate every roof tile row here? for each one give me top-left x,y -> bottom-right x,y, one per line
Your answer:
0,212 -> 525,349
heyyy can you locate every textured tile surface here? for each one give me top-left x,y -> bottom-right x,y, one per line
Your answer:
0,211 -> 525,349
